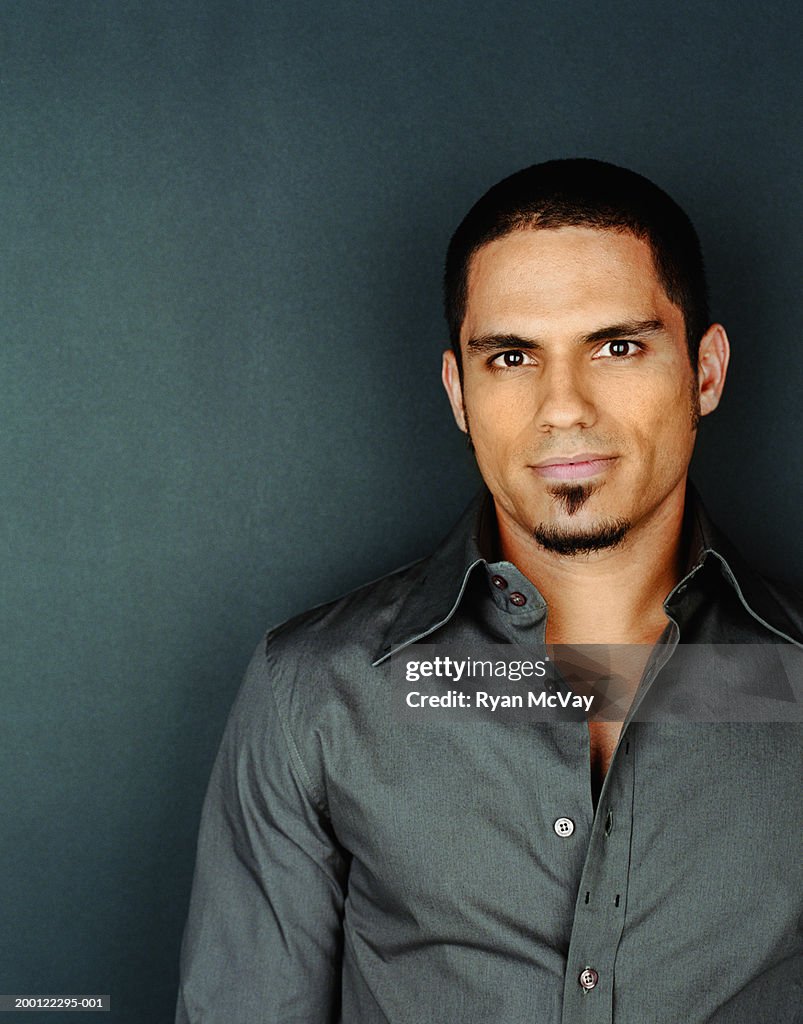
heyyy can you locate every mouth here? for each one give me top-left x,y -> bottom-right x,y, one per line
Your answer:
530,454 -> 618,481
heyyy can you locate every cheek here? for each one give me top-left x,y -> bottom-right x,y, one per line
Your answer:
467,387 -> 537,449
464,401 -> 528,490
619,387 -> 696,467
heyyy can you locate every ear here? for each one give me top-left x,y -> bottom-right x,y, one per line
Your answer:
441,349 -> 468,432
697,323 -> 730,417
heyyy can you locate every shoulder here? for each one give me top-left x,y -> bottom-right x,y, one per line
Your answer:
231,556 -> 426,725
220,557 -> 430,808
754,573 -> 803,637
265,555 -> 428,667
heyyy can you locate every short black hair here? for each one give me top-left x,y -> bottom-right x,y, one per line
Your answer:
444,158 -> 709,369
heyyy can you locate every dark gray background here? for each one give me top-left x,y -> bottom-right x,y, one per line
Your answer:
1,2 -> 800,1021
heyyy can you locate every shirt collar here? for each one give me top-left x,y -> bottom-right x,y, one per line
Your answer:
676,485 -> 802,645
371,491 -> 492,665
372,485 -> 801,665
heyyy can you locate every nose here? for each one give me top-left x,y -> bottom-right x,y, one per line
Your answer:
535,360 -> 596,432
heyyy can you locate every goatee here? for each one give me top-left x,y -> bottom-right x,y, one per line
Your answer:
532,519 -> 631,556
533,481 -> 630,555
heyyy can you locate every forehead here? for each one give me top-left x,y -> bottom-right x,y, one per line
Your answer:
462,226 -> 682,340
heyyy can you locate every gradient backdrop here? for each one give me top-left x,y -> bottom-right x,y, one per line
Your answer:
1,2 -> 801,1021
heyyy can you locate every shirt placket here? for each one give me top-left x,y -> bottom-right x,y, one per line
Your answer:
559,633 -> 679,1024
559,727 -> 636,1024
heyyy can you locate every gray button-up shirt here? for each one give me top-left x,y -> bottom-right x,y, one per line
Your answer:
177,490 -> 802,1023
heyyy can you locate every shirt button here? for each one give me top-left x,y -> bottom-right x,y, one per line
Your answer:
579,967 -> 599,991
554,817 -> 575,837
491,574 -> 508,590
509,591 -> 527,606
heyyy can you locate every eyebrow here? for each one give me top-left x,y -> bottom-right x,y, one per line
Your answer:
583,318 -> 665,344
465,318 -> 666,354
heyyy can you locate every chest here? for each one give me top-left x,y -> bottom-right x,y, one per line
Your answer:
588,719 -> 622,779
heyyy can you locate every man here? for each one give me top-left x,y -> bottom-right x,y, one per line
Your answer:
176,159 -> 802,1023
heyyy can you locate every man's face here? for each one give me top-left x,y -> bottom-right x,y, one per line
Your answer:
442,226 -> 726,555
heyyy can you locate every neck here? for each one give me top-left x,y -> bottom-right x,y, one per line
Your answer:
496,483 -> 688,645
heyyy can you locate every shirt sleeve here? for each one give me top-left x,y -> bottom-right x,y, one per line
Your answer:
176,639 -> 349,1023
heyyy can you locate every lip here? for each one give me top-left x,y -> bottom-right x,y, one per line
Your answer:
531,454 -> 618,480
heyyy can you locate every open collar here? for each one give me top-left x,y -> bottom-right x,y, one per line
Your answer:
372,486 -> 802,665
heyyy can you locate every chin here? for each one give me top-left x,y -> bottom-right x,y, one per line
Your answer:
531,517 -> 632,556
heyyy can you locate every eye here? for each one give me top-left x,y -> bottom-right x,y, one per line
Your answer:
490,350 -> 535,368
594,340 -> 642,359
